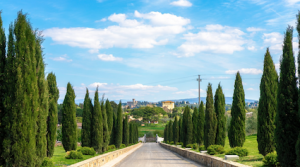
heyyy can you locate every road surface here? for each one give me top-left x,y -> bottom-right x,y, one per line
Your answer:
114,143 -> 205,167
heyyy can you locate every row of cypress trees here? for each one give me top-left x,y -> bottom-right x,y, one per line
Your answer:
0,12 -> 59,166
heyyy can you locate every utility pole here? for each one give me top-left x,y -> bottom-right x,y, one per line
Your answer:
197,75 -> 202,105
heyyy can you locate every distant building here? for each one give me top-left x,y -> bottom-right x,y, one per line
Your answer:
162,101 -> 175,110
127,98 -> 138,108
246,112 -> 253,118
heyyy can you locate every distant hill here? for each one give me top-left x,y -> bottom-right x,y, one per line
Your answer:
161,97 -> 257,104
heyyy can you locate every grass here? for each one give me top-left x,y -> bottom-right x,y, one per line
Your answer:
138,123 -> 165,137
52,144 -> 135,167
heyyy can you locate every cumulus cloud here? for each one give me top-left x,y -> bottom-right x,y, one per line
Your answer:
95,18 -> 106,22
247,46 -> 256,51
50,54 -> 72,62
225,68 -> 263,74
176,24 -> 246,57
263,32 -> 298,54
170,0 -> 192,7
247,88 -> 255,90
246,27 -> 265,32
98,54 -> 123,61
43,11 -> 189,52
285,0 -> 300,5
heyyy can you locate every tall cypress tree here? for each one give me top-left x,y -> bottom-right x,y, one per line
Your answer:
180,116 -> 184,143
62,83 -> 77,152
165,124 -> 169,142
123,116 -> 129,146
198,101 -> 205,145
110,112 -> 117,145
92,87 -> 103,153
183,106 -> 193,147
106,99 -> 113,134
168,120 -> 173,143
204,83 -> 217,148
257,48 -> 278,156
275,26 -> 299,166
192,107 -> 198,143
0,11 -> 6,166
296,12 -> 300,166
101,101 -> 109,152
135,123 -> 138,143
173,116 -> 179,145
178,117 -> 181,143
46,73 -> 59,157
129,122 -> 133,144
116,102 -> 123,148
81,88 -> 93,147
228,72 -> 246,148
215,83 -> 226,147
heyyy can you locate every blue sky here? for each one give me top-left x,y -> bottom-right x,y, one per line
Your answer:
1,0 -> 299,102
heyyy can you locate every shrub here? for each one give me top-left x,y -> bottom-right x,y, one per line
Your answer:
199,145 -> 205,151
225,147 -> 248,157
77,147 -> 96,155
178,142 -> 183,145
263,152 -> 279,167
108,145 -> 116,150
186,144 -> 193,148
65,150 -> 83,159
41,157 -> 55,167
169,141 -> 174,145
120,144 -> 126,148
192,143 -> 198,150
207,145 -> 225,155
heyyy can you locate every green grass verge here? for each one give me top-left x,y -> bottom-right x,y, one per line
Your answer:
138,124 -> 165,137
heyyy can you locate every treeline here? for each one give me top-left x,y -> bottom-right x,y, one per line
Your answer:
0,12 -> 59,166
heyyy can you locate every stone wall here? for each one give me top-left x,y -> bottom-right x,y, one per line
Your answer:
160,143 -> 250,167
69,143 -> 141,167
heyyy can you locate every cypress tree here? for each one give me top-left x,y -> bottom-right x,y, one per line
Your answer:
135,123 -> 138,143
165,124 -> 169,142
46,73 -> 59,157
129,122 -> 133,144
178,117 -> 181,143
110,112 -> 117,145
275,26 -> 299,166
0,11 -> 6,166
81,88 -> 93,147
183,106 -> 193,147
215,83 -> 226,147
92,87 -> 103,153
173,116 -> 179,145
296,12 -> 300,167
123,116 -> 129,146
192,107 -> 199,143
62,83 -> 77,152
2,12 -> 40,166
257,48 -> 278,156
106,99 -> 113,133
228,72 -> 246,148
168,120 -> 173,143
204,83 -> 217,149
180,116 -> 184,143
101,101 -> 110,152
116,102 -> 123,148
198,101 -> 205,145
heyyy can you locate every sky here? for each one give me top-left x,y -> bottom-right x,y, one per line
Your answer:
1,0 -> 299,102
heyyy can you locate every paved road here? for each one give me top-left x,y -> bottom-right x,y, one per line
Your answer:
114,143 -> 205,167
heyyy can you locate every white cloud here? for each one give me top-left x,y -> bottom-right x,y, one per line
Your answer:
95,18 -> 106,22
226,68 -> 263,74
98,54 -> 123,61
170,0 -> 192,7
246,27 -> 265,32
50,54 -> 72,62
263,32 -> 298,54
89,82 -> 108,88
43,11 -> 189,52
174,89 -> 205,97
247,88 -> 255,90
247,46 -> 256,51
285,0 -> 300,5
176,24 -> 246,57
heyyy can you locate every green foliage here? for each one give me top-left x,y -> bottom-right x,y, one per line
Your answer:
81,88 -> 93,147
168,120 -> 173,143
101,101 -> 110,152
110,101 -> 118,115
106,99 -> 113,134
198,101 -> 205,145
116,102 -> 123,148
207,145 -> 225,155
257,48 -> 277,156
110,112 -> 117,145
173,116 -> 179,145
77,147 -> 96,155
192,143 -> 198,150
108,145 -> 116,150
225,147 -> 249,157
199,145 -> 205,151
169,141 -> 174,145
192,107 -> 199,143
214,84 -> 226,147
186,144 -> 193,148
263,152 -> 279,167
204,83 -> 217,149
275,26 -> 299,167
62,83 -> 77,152
296,11 -> 300,167
123,116 -> 129,146
182,106 -> 193,147
228,72 -> 246,148
65,151 -> 83,159
131,106 -> 166,122
41,157 -> 55,167
164,124 -> 169,142
120,144 -> 126,148
57,127 -> 62,141
92,87 -> 103,153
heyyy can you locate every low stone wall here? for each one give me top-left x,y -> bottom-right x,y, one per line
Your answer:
160,143 -> 250,167
69,143 -> 141,167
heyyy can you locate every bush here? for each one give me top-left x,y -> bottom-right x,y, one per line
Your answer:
199,145 -> 205,151
263,152 -> 279,167
77,147 -> 96,155
186,144 -> 193,148
192,143 -> 198,150
41,157 -> 55,167
207,145 -> 225,155
225,147 -> 248,157
177,142 -> 183,146
169,141 -> 174,145
108,145 -> 116,150
65,150 -> 83,159
120,144 -> 126,148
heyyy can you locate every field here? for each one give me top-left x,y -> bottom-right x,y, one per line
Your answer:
138,123 -> 165,137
